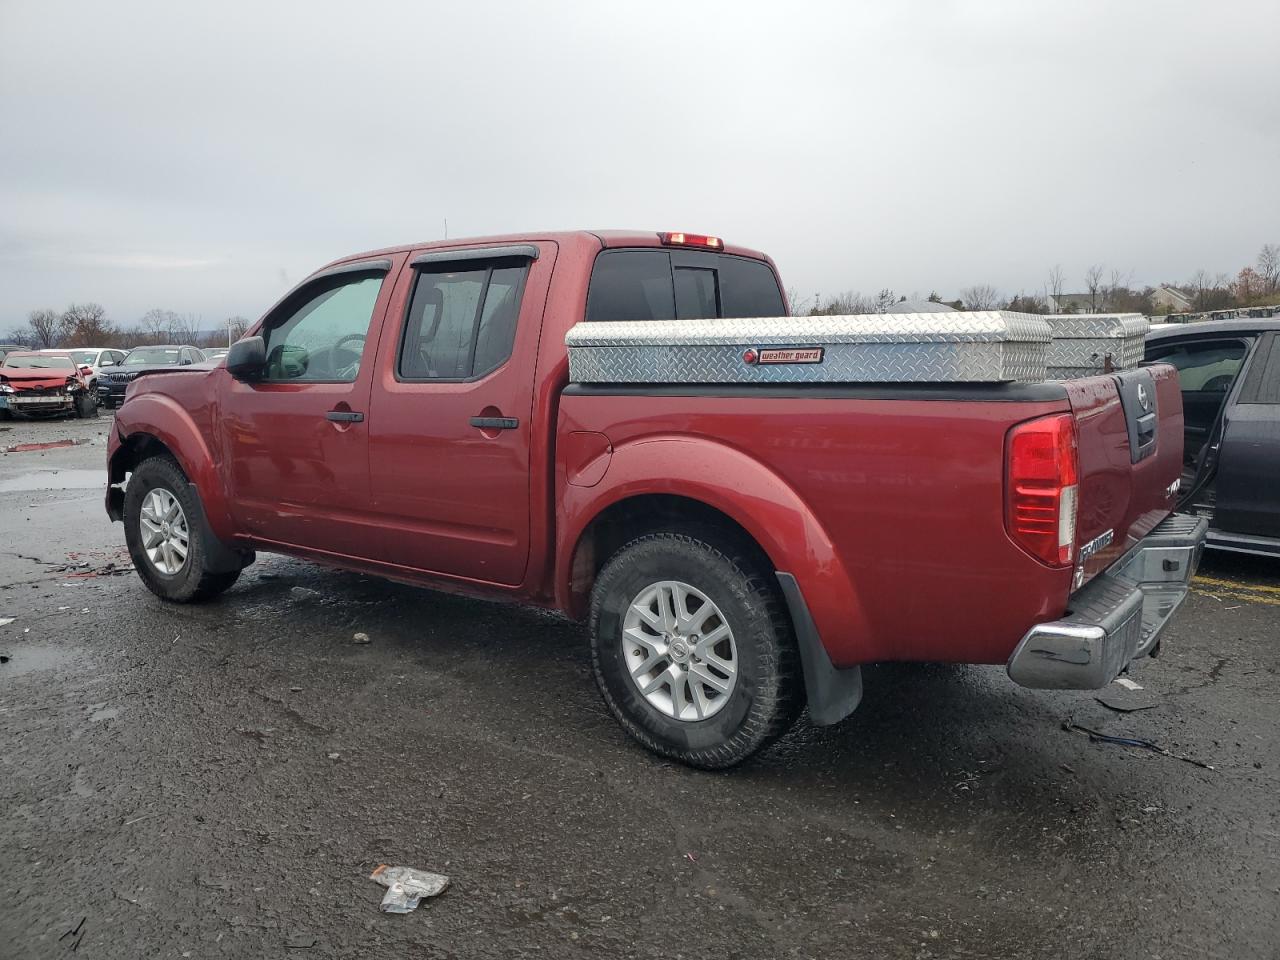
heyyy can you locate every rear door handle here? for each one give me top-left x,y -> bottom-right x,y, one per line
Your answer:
326,410 -> 365,423
470,416 -> 519,430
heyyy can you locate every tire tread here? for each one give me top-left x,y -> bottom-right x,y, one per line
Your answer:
589,530 -> 801,769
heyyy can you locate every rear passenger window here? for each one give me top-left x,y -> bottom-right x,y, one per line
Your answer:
586,250 -> 675,322
399,261 -> 527,380
586,249 -> 784,321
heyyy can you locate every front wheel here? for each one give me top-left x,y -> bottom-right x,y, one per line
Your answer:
123,456 -> 240,602
589,531 -> 801,769
74,393 -> 98,418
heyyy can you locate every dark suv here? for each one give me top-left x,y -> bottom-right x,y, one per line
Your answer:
98,345 -> 206,409
1146,319 -> 1280,557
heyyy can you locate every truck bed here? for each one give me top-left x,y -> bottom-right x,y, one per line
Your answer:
557,372 -> 1183,668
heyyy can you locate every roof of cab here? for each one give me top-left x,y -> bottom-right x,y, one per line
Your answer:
319,230 -> 772,275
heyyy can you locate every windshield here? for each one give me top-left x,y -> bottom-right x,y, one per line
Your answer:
124,348 -> 182,366
3,355 -> 74,370
68,351 -> 98,365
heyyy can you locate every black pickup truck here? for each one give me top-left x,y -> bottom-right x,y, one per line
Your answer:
1146,319 -> 1280,557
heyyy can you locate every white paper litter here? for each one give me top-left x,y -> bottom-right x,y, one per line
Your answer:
1114,678 -> 1143,691
369,864 -> 449,914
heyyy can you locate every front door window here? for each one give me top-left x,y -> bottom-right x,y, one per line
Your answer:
262,272 -> 385,382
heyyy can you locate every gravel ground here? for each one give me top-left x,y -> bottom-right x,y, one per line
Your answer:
1,414 -> 1278,959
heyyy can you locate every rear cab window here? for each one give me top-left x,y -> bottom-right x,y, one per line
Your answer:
586,249 -> 784,322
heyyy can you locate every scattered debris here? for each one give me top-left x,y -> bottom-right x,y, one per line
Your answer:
369,864 -> 449,914
289,686 -> 303,692
236,727 -> 273,742
4,439 -> 87,453
0,655 -> 9,664
1095,680 -> 1160,713
1113,677 -> 1143,691
683,852 -> 699,863
123,814 -> 156,826
58,917 -> 86,946
352,632 -> 371,644
0,617 -> 15,627
290,586 -> 321,601
284,934 -> 318,949
327,752 -> 340,761
197,876 -> 231,890
1062,720 -> 1215,770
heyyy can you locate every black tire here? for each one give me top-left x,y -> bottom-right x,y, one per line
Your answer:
74,393 -> 98,419
123,456 -> 241,602
589,531 -> 801,769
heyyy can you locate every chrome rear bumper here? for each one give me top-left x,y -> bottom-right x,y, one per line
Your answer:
1007,513 -> 1207,689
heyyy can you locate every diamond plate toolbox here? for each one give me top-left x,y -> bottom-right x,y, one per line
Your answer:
1044,313 -> 1149,377
566,312 -> 1052,384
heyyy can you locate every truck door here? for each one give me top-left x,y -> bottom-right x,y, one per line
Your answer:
365,243 -> 554,585
221,257 -> 403,556
1214,333 -> 1280,540
1146,335 -> 1252,483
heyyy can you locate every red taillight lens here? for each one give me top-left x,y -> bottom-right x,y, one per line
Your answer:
659,231 -> 723,250
1006,413 -> 1079,567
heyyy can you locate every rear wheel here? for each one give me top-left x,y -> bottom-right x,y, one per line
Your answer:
589,531 -> 801,769
123,456 -> 240,602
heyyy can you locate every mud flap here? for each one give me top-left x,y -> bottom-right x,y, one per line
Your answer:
186,482 -> 254,574
776,572 -> 863,726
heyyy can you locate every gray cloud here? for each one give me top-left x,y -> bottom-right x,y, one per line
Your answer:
2,0 -> 1277,328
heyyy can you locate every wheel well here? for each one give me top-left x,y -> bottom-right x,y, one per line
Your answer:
106,432 -> 179,520
566,494 -> 775,618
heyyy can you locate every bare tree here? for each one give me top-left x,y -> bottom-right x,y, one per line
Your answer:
960,284 -> 1000,310
810,290 -> 877,316
873,288 -> 897,314
172,313 -> 203,344
225,316 -> 250,343
1258,243 -> 1279,292
1045,264 -> 1065,310
27,308 -> 61,347
1084,264 -> 1105,311
785,287 -> 816,316
1005,292 -> 1048,314
139,308 -> 179,344
59,303 -> 116,347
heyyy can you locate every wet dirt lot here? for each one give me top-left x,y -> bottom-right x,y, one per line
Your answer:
1,415 -> 1278,959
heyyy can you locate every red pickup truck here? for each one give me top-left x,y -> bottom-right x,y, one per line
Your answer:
106,230 -> 1205,768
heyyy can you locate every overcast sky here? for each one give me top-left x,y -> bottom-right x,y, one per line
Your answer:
2,0 -> 1277,328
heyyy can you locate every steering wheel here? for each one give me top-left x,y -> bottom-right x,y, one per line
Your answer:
310,333 -> 366,380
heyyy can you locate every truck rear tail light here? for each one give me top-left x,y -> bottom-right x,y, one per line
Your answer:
1006,413 -> 1079,567
659,231 -> 723,250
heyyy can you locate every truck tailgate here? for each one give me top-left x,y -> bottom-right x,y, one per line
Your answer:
1065,363 -> 1184,586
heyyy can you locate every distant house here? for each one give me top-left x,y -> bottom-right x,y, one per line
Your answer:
1047,293 -> 1100,314
1151,286 -> 1193,313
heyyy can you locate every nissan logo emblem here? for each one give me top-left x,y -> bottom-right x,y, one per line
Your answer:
1137,384 -> 1149,411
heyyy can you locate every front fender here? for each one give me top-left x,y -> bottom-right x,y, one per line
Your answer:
557,436 -> 873,666
112,393 -> 234,542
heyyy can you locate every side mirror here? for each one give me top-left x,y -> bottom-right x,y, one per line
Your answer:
180,357 -> 192,365
101,359 -> 114,367
225,336 -> 267,381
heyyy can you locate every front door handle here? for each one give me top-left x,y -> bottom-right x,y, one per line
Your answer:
470,416 -> 519,431
326,410 -> 365,423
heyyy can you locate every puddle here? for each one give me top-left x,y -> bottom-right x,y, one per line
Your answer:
0,469 -> 106,493
0,644 -> 77,678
